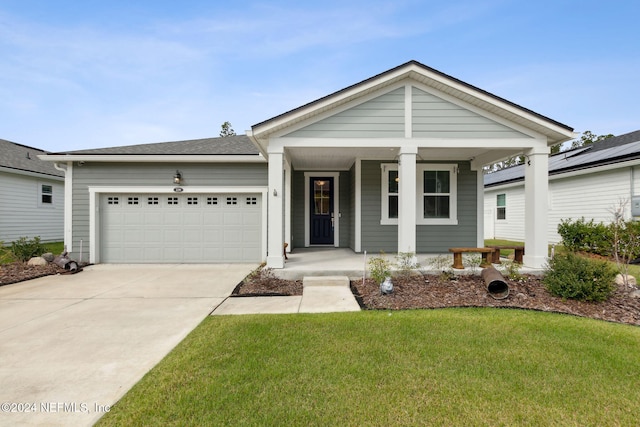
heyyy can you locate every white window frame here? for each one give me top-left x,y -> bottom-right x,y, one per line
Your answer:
416,164 -> 458,226
381,163 -> 458,226
496,193 -> 506,220
39,183 -> 53,207
380,163 -> 399,225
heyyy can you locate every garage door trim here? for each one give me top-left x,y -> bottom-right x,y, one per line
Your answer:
89,186 -> 268,264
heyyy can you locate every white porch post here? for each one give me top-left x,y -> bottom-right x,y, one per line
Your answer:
523,147 -> 550,268
476,168 -> 485,247
267,148 -> 285,268
398,146 -> 417,254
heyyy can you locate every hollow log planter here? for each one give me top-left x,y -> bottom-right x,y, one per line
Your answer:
481,265 -> 510,300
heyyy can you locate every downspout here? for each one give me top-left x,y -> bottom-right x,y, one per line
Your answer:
53,162 -> 73,253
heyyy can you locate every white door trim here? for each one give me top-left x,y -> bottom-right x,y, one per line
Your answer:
304,172 -> 340,247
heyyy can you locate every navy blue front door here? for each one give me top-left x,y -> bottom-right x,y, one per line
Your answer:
310,177 -> 334,245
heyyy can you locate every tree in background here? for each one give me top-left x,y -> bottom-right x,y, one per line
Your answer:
570,130 -> 614,149
220,121 -> 236,137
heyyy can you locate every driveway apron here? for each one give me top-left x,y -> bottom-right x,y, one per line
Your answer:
0,264 -> 256,427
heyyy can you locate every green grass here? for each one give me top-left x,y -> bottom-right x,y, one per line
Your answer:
484,238 -> 524,258
97,310 -> 640,426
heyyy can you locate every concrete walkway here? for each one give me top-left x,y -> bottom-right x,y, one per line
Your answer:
0,264 -> 256,427
212,275 -> 361,315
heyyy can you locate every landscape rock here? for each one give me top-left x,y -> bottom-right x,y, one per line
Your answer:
630,290 -> 640,299
615,274 -> 637,287
27,257 -> 47,266
42,252 -> 55,262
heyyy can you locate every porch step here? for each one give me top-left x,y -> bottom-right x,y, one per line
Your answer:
303,276 -> 350,288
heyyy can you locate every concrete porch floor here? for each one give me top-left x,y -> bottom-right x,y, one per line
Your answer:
274,247 -> 543,280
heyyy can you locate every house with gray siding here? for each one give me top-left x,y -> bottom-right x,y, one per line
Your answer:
484,130 -> 640,244
41,61 -> 574,268
1,139 -> 64,243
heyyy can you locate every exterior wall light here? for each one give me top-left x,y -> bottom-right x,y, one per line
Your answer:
173,170 -> 182,185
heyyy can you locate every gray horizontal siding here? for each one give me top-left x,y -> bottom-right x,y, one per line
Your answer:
360,160 -> 477,254
70,162 -> 267,261
416,162 -> 477,252
0,171 -> 64,243
412,88 -> 528,139
285,87 -> 405,138
339,170 -> 351,247
291,171 -> 305,249
361,161 -> 398,253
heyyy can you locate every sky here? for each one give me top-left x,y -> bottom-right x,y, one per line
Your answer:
1,0 -> 639,152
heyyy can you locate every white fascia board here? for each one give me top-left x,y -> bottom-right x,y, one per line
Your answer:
485,158 -> 640,191
38,154 -> 265,163
549,158 -> 640,181
0,165 -> 64,181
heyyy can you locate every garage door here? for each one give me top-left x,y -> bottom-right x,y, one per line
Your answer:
100,193 -> 262,263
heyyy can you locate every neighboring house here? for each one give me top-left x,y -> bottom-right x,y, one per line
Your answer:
0,139 -> 65,243
41,61 -> 574,268
484,129 -> 640,244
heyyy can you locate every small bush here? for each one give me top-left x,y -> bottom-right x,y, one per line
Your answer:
557,217 -> 612,256
368,254 -> 391,284
10,236 -> 48,262
498,260 -> 524,282
395,252 -> 420,277
543,253 -> 616,302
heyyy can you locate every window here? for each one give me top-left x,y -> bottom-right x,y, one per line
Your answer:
381,163 -> 458,225
40,184 -> 53,205
418,165 -> 457,225
380,164 -> 399,224
497,194 -> 506,220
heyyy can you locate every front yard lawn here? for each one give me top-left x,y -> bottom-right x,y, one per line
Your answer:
97,309 -> 640,426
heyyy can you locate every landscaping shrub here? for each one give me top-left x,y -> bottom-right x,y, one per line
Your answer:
10,236 -> 48,262
368,254 -> 391,284
557,217 -> 612,255
543,252 -> 616,302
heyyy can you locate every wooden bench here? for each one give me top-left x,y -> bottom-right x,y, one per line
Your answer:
485,245 -> 525,264
448,247 -> 494,269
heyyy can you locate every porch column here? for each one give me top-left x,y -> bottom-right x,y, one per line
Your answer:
267,148 -> 285,268
398,146 -> 417,254
523,146 -> 549,268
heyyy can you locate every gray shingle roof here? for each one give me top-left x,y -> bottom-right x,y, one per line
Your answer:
0,139 -> 63,177
53,135 -> 259,156
484,130 -> 640,187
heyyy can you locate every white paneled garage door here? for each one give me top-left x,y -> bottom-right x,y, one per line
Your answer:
100,193 -> 262,263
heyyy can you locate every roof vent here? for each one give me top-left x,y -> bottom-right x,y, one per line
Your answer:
26,152 -> 31,159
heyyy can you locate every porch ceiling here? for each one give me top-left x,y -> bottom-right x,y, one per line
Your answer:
287,146 -> 508,170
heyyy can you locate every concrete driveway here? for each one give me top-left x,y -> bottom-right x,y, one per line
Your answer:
0,263 -> 256,427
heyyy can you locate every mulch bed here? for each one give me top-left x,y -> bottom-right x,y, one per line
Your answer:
0,262 -> 67,286
234,268 -> 640,326
351,274 -> 640,326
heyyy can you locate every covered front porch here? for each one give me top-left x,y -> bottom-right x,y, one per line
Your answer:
272,247 -> 543,281
248,61 -> 575,271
